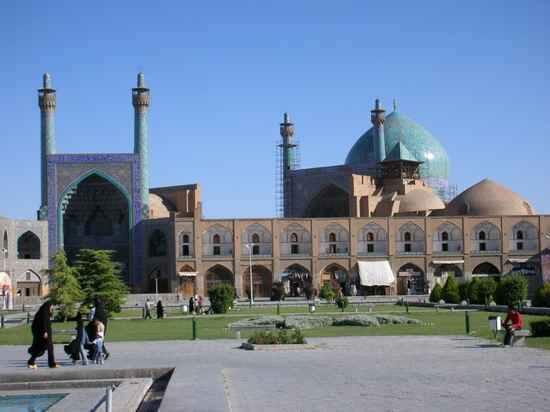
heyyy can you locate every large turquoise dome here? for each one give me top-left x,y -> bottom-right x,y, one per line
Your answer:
345,110 -> 449,195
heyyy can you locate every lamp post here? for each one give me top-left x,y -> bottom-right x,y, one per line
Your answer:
1,249 -> 8,310
245,244 -> 254,305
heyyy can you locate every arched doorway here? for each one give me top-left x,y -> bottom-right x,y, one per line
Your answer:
178,265 -> 196,297
16,270 -> 41,297
243,265 -> 272,298
281,264 -> 311,297
17,231 -> 41,259
320,264 -> 349,294
147,266 -> 170,293
205,265 -> 234,294
397,263 -> 425,295
305,185 -> 350,217
434,264 -> 463,286
61,173 -> 130,280
472,262 -> 500,277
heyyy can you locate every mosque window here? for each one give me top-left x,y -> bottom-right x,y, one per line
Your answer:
479,242 -> 487,251
213,234 -> 221,244
329,233 -> 336,242
367,232 -> 374,242
404,232 -> 412,242
183,234 -> 190,243
441,232 -> 449,241
213,246 -> 221,256
252,245 -> 260,255
290,233 -> 298,243
404,243 -> 412,253
252,233 -> 260,244
478,231 -> 486,241
182,245 -> 190,256
367,244 -> 374,253
291,244 -> 299,255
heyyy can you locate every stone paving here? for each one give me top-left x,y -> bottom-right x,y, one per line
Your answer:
0,336 -> 549,411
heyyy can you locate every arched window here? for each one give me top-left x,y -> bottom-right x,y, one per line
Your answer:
516,230 -> 524,240
290,233 -> 298,243
441,232 -> 449,242
2,231 -> 7,258
404,232 -> 412,242
17,231 -> 41,260
180,232 -> 192,257
398,223 -> 424,254
252,233 -> 260,244
183,234 -> 190,243
148,229 -> 167,257
329,232 -> 336,242
367,232 -> 374,242
213,234 -> 221,244
479,231 -> 486,241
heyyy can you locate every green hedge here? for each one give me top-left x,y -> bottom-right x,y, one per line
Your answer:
530,320 -> 550,337
533,283 -> 550,308
429,284 -> 442,303
495,274 -> 528,306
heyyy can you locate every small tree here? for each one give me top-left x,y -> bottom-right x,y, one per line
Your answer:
429,283 -> 443,303
533,283 -> 550,308
319,283 -> 336,302
47,251 -> 83,321
495,273 -> 528,307
477,278 -> 497,305
459,281 -> 470,302
74,249 -> 128,316
271,281 -> 285,301
467,277 -> 480,304
208,284 -> 235,314
442,276 -> 460,304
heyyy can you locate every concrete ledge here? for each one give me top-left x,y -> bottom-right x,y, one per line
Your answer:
240,342 -> 318,351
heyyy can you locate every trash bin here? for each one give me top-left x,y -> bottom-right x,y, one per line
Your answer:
488,315 -> 501,336
182,304 -> 188,313
309,303 -> 316,313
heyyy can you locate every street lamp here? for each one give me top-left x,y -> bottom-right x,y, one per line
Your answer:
245,244 -> 254,305
1,248 -> 8,310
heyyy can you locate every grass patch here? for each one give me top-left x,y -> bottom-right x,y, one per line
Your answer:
1,307 -> 549,350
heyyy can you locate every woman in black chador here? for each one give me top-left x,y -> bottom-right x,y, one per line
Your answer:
27,301 -> 57,368
91,297 -> 110,360
156,300 -> 164,319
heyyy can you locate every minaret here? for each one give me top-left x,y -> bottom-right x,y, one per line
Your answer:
279,113 -> 295,217
371,99 -> 386,162
38,73 -> 56,219
132,73 -> 150,215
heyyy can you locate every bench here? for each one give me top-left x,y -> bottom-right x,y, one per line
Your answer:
511,329 -> 531,347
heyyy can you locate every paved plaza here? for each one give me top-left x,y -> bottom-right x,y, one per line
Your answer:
0,336 -> 549,411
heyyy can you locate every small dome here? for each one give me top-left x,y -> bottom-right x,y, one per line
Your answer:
149,193 -> 174,218
345,110 -> 449,195
398,189 -> 445,214
446,179 -> 535,216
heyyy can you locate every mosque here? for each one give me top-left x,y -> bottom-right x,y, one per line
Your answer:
1,73 -> 549,306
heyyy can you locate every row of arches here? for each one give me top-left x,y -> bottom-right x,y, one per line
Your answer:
1,230 -> 41,260
155,220 -> 539,259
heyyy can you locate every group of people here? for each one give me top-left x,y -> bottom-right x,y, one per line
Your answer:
26,297 -> 110,368
188,294 -> 203,314
144,298 -> 164,319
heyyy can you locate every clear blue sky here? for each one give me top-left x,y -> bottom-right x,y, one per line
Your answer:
1,1 -> 549,219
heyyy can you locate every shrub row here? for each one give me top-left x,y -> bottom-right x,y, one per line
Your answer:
530,320 -> 550,337
247,328 -> 306,345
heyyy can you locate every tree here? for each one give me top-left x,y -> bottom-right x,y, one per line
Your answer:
429,283 -> 443,303
494,273 -> 528,307
533,283 -> 550,308
74,249 -> 128,315
208,284 -> 234,314
442,276 -> 460,304
477,278 -> 497,305
467,278 -> 480,304
46,250 -> 83,321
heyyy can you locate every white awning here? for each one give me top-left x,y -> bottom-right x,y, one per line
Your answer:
358,261 -> 395,286
0,272 -> 11,288
432,260 -> 464,265
178,272 -> 198,277
507,258 -> 529,263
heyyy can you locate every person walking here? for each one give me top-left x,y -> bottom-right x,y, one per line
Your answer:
74,311 -> 89,365
27,301 -> 57,369
188,295 -> 194,314
92,297 -> 110,360
92,320 -> 105,364
198,295 -> 203,314
144,298 -> 153,319
156,300 -> 164,319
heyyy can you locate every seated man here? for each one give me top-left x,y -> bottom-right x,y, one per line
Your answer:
502,304 -> 523,346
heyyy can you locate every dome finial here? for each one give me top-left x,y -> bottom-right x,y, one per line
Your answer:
393,98 -> 397,112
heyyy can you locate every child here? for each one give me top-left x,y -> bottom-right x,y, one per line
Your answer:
92,319 -> 105,364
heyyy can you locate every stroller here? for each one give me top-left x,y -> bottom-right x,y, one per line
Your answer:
63,322 -> 99,362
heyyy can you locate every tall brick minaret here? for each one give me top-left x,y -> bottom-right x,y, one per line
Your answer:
38,73 -> 56,220
132,73 -> 150,216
